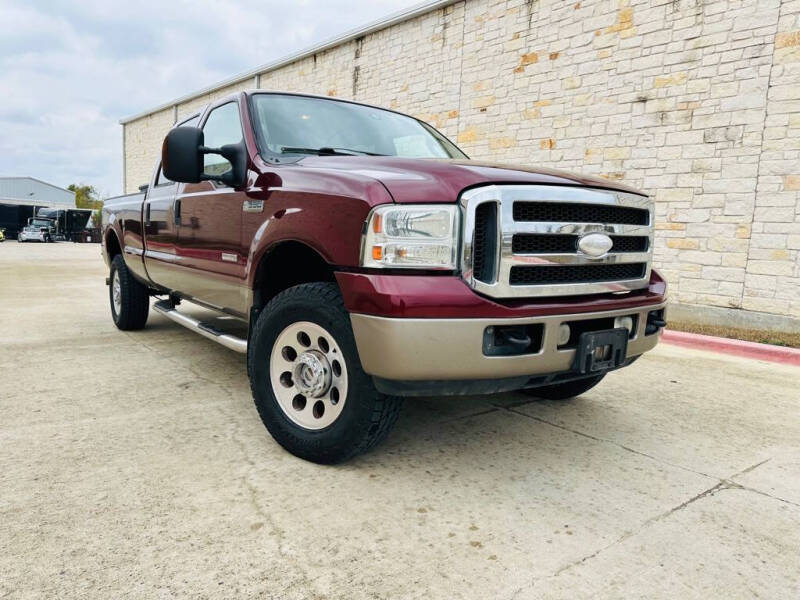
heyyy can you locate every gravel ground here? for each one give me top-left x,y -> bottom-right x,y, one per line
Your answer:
1,242 -> 799,599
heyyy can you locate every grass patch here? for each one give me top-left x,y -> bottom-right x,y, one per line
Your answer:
667,320 -> 800,349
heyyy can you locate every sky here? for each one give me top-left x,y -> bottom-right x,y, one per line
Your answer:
0,0 -> 424,197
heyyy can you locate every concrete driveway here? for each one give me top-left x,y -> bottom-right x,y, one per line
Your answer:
1,242 -> 799,599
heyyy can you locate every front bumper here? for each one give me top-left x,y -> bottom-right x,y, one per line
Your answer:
337,271 -> 667,393
350,302 -> 666,382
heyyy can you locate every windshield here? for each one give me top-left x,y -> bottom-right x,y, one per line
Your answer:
250,94 -> 467,160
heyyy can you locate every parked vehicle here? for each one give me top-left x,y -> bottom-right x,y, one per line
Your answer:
18,225 -> 51,243
5,208 -> 91,242
27,217 -> 55,240
102,91 -> 667,463
35,207 -> 93,241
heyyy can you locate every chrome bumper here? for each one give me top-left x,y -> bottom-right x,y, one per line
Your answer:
350,303 -> 666,381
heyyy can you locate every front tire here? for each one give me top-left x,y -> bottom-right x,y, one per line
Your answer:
521,373 -> 606,400
248,282 -> 402,464
109,254 -> 149,330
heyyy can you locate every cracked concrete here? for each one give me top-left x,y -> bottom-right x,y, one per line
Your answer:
2,243 -> 799,599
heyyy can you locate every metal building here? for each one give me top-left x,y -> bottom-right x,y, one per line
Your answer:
0,177 -> 76,208
0,177 -> 77,239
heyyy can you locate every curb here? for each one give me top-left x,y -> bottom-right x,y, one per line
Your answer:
661,329 -> 800,367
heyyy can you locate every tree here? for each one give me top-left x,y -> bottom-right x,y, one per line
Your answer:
68,184 -> 103,210
68,183 -> 103,230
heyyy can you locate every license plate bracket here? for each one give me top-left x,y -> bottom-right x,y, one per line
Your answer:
574,328 -> 629,374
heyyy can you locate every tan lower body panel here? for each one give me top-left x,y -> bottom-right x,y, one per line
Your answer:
349,303 -> 666,381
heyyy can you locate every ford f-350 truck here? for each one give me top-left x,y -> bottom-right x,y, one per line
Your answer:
103,91 -> 667,463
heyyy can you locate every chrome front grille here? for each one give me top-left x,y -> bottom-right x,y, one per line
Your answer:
460,185 -> 654,299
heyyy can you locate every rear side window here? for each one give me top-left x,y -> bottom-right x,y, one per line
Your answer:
156,164 -> 173,187
202,102 -> 243,177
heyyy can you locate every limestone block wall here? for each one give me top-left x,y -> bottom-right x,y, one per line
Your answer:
122,0 -> 800,325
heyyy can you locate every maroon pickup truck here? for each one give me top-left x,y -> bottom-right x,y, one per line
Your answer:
103,91 -> 666,463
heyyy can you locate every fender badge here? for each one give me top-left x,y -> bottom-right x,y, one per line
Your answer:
243,200 -> 264,213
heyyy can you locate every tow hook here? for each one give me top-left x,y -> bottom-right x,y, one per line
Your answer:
483,324 -> 543,356
646,310 -> 667,335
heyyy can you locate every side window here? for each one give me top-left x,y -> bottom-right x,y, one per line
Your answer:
202,102 -> 243,178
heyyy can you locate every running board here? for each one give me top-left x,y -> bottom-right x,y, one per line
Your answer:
153,299 -> 248,354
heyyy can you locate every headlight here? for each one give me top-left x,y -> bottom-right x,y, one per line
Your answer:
361,205 -> 460,269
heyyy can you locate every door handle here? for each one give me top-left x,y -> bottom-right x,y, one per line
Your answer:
174,199 -> 181,225
144,203 -> 151,226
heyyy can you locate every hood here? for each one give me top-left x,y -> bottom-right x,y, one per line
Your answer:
296,156 -> 645,203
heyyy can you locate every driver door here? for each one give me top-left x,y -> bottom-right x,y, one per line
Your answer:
174,100 -> 247,316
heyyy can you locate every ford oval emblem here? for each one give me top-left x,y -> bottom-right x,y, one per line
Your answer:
577,233 -> 613,258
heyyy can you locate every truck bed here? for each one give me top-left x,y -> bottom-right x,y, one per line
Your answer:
103,192 -> 144,212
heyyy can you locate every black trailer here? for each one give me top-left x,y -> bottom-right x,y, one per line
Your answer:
0,205 -> 92,240
35,208 -> 93,241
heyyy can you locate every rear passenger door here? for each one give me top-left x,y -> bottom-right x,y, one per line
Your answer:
142,163 -> 180,288
174,101 -> 247,315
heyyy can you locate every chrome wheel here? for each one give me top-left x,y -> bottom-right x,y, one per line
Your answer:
112,269 -> 122,316
269,321 -> 348,430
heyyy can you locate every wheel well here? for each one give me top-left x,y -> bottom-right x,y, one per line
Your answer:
253,241 -> 336,310
106,230 -> 121,260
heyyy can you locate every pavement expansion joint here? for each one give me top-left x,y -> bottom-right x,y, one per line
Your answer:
439,407 -> 500,424
504,405 -> 718,480
532,456 -> 785,585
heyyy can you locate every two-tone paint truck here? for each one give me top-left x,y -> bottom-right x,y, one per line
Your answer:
102,91 -> 667,463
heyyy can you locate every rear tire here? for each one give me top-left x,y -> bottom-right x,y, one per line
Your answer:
521,373 -> 606,400
248,282 -> 402,464
109,254 -> 149,330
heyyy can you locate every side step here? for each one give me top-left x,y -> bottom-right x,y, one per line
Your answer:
153,299 -> 248,354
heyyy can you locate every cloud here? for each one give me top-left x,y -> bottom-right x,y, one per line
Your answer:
0,0 -> 423,196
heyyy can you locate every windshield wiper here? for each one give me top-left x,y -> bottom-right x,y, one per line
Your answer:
280,146 -> 385,156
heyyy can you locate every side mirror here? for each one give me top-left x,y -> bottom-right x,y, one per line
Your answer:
162,126 -> 247,188
214,141 -> 248,188
162,127 -> 204,183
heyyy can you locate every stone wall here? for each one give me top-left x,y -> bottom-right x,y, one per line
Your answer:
122,0 -> 800,327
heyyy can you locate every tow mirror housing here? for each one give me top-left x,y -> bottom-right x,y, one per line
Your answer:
162,126 -> 247,188
214,142 -> 248,188
162,127 -> 204,183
